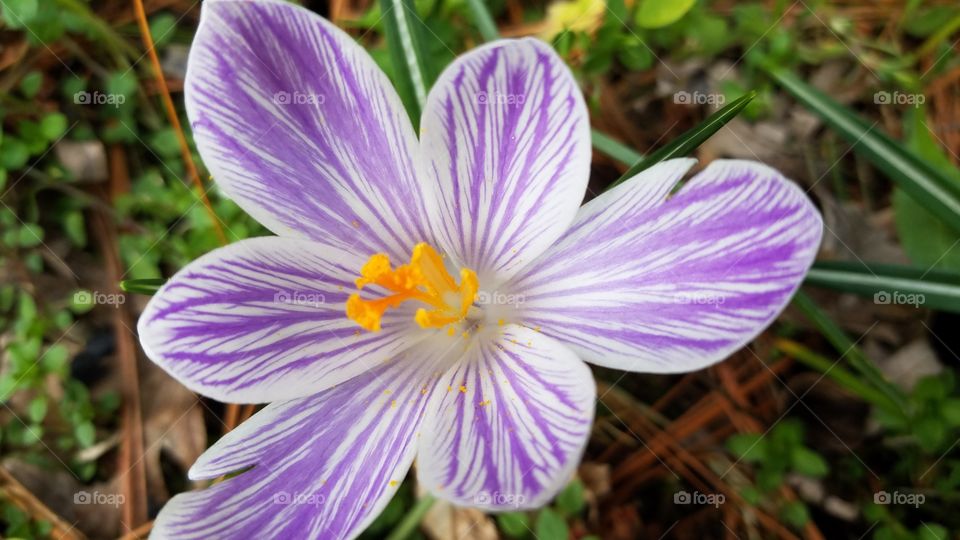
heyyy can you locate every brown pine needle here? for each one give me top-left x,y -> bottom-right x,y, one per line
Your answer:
131,0 -> 243,433
131,0 -> 227,246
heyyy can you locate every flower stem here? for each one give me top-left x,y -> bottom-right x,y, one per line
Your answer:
385,494 -> 436,540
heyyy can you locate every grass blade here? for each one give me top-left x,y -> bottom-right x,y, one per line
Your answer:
385,494 -> 436,540
464,0 -> 500,42
792,291 -> 907,414
592,130 -> 643,165
761,60 -> 960,233
609,91 -> 757,187
805,261 -> 960,313
380,0 -> 435,124
120,278 -> 165,295
776,338 -> 904,417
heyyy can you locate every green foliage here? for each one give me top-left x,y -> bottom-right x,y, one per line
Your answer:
893,107 -> 960,272
491,478 -> 588,539
635,0 -> 695,29
554,478 -> 585,516
781,500 -> 810,528
805,261 -> 960,314
0,0 -> 39,29
19,71 -> 43,98
40,113 -> 68,141
875,372 -> 960,453
496,512 -> 530,538
534,508 -> 568,540
149,12 -> 178,48
763,61 -> 960,235
0,500 -> 52,539
726,420 -> 825,528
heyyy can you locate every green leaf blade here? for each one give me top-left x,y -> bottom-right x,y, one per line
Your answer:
761,61 -> 960,234
609,91 -> 757,188
804,261 -> 960,314
379,0 -> 436,125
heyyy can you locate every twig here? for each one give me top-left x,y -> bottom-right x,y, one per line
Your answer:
96,149 -> 148,529
0,467 -> 86,540
131,0 -> 226,246
117,520 -> 153,540
130,0 -> 244,434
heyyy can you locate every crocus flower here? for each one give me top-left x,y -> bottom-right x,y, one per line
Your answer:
137,0 -> 822,537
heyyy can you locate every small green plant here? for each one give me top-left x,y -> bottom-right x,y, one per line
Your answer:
496,478 -> 588,540
726,419 -> 828,528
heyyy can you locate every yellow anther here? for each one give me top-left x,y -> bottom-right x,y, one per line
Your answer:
346,243 -> 479,332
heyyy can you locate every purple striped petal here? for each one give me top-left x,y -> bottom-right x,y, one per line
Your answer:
151,350 -> 443,540
417,325 -> 595,510
138,237 -> 425,403
186,0 -> 431,259
420,38 -> 591,283
503,159 -> 823,373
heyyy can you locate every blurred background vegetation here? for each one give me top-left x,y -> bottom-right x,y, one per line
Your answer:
1,0 -> 960,538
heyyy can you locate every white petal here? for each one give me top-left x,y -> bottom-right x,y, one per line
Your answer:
504,159 -> 823,372
138,236 -> 425,403
186,0 -> 432,259
420,38 -> 592,283
417,325 -> 595,510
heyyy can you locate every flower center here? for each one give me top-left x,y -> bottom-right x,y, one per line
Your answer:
346,243 -> 479,333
